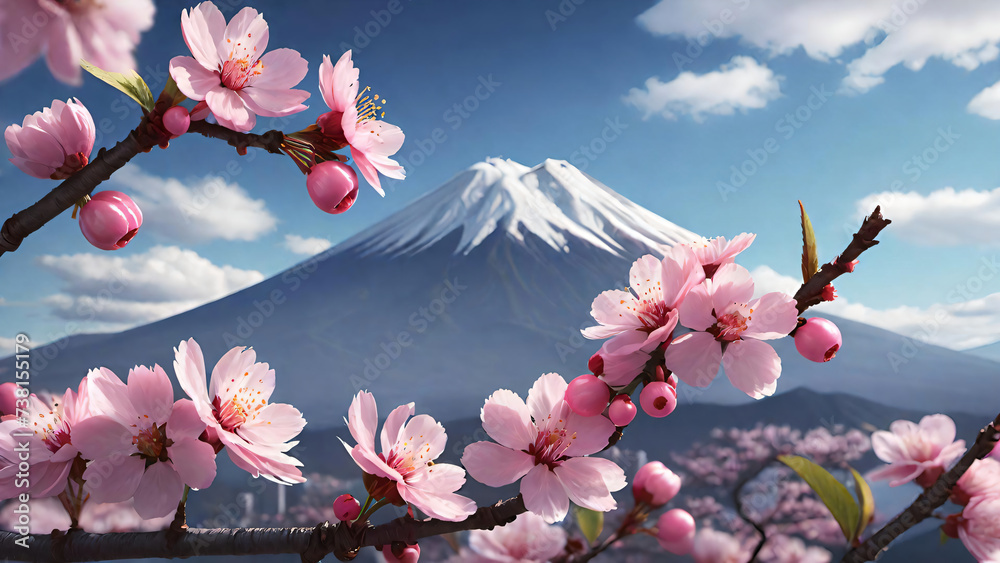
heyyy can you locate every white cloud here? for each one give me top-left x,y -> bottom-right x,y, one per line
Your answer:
751,266 -> 1000,350
968,80 -> 1000,119
855,187 -> 1000,246
284,234 -> 333,256
36,246 -> 264,325
109,164 -> 277,243
636,1 -> 1000,95
624,56 -> 781,122
0,336 -> 15,353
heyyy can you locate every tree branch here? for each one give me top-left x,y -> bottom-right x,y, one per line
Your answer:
734,456 -> 779,562
793,206 -> 891,314
841,413 -> 1000,563
0,495 -> 527,562
187,120 -> 285,156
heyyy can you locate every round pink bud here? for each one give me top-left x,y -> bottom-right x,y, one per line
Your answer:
163,106 -> 191,137
307,161 -> 359,214
608,395 -> 636,426
79,191 -> 142,251
0,382 -> 18,418
588,352 -> 604,375
333,493 -> 361,522
633,461 -> 681,507
657,509 -> 695,553
382,542 -> 420,563
639,381 -> 676,418
794,317 -> 842,363
565,374 -> 610,417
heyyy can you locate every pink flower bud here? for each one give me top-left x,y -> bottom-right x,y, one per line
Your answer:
333,493 -> 361,522
307,161 -> 359,214
640,381 -> 676,418
163,106 -> 191,137
6,98 -> 95,180
608,395 -> 636,426
588,352 -> 604,375
657,509 -> 695,553
565,374 -> 610,417
794,317 -> 842,363
382,542 -> 420,563
79,191 -> 142,251
0,382 -> 18,418
821,284 -> 837,302
633,461 -> 682,507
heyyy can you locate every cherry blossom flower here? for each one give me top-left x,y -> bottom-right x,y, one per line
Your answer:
173,338 -> 306,485
73,366 -> 217,519
685,233 -> 756,278
663,263 -> 797,398
0,0 -> 154,85
759,534 -> 832,563
342,391 -> 476,521
5,98 -> 95,179
690,528 -> 743,563
957,494 -> 1000,562
462,373 -> 626,523
168,2 -> 309,132
316,50 -> 405,195
466,512 -> 567,562
953,458 -> 1000,505
868,414 -> 966,487
0,382 -> 90,500
583,246 -> 704,386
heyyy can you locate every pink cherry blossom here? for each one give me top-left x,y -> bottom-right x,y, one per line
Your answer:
462,373 -> 626,524
583,246 -> 704,386
173,338 -> 306,485
316,51 -> 405,195
685,233 -> 756,278
868,414 -> 966,487
73,365 -> 217,519
467,512 -> 567,562
0,382 -> 90,500
5,98 -> 95,180
663,263 -> 798,399
958,494 -> 1000,562
0,0 -> 154,85
168,2 -> 309,132
759,534 -> 832,563
342,391 -> 476,522
690,528 -> 742,563
954,458 -> 1000,505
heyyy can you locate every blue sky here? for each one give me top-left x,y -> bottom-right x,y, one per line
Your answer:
2,0 -> 999,351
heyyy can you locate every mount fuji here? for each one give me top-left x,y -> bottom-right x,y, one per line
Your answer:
5,158 -> 998,427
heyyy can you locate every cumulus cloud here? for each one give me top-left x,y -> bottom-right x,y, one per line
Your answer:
624,56 -> 781,122
0,336 -> 15,354
968,81 -> 1000,119
636,0 -> 1000,94
36,246 -> 264,326
109,164 -> 277,243
284,234 -> 333,255
855,187 -> 1000,246
751,266 -> 1000,350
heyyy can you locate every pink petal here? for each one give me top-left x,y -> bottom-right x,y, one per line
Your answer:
919,414 -> 957,448
256,48 -> 308,90
127,365 -> 174,423
722,339 -> 780,399
241,86 -> 309,118
380,403 -> 415,455
481,390 -> 534,450
180,1 -> 225,69
206,86 -> 255,132
677,284 -> 716,332
173,339 -> 212,415
744,292 -> 798,340
664,332 -> 722,388
347,391 -> 378,449
168,399 -> 208,440
350,146 -> 383,195
220,7 -> 269,57
348,442 -> 402,482
82,454 -> 145,503
871,430 -> 907,463
563,412 -> 616,457
583,290 -> 641,338
31,459 -> 73,498
867,463 -> 923,487
521,465 -> 570,524
399,463 -> 476,521
226,438 -> 305,484
12,124 -> 65,167
526,373 -> 568,423
73,415 -> 134,460
44,11 -> 83,86
169,56 -> 220,101
661,245 -> 705,309
52,99 -> 95,156
8,157 -> 57,179
347,118 -> 405,159
629,254 -> 665,304
168,438 -> 217,489
238,403 -> 306,445
322,51 -> 360,112
462,441 -> 534,487
600,330 -> 652,386
399,414 -> 447,462
0,0 -> 46,81
553,457 -> 618,512
132,462 -> 185,519
710,263 -> 755,312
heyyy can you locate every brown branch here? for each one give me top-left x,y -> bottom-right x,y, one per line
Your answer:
0,495 -> 526,562
793,206 -> 891,314
841,413 -> 1000,563
187,120 -> 285,156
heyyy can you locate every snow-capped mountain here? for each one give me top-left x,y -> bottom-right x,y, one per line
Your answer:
4,158 -> 998,428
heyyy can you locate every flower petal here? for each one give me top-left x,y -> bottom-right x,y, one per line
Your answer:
744,292 -> 798,340
219,6 -> 268,60
127,365 -> 174,423
168,438 -> 217,489
322,51 -> 359,112
677,283 -> 715,332
380,402 -> 415,455
180,1 -> 226,69
600,330 -> 655,387
462,441 -> 534,487
347,391 -> 378,449
563,412 -> 616,457
168,399 -> 208,440
173,339 -> 212,417
399,414 -> 447,463
82,453 -> 145,503
399,463 -> 476,521
481,389 -> 535,450
710,263 -> 755,312
169,56 -> 221,101
73,415 -> 134,460
241,86 -> 309,117
661,244 -> 705,309
664,332 -> 722,388
206,86 -> 255,132
521,465 -> 570,524
133,462 -> 185,519
238,402 -> 306,445
44,12 -> 83,86
526,373 -> 568,424
553,457 -> 619,512
722,339 -> 781,399
582,290 -> 640,339
256,48 -> 308,90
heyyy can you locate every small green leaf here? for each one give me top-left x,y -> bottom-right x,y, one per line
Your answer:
575,506 -> 604,545
80,59 -> 156,112
850,466 -> 875,542
162,75 -> 187,105
779,455 -> 859,541
799,200 -> 819,283
940,529 -> 950,545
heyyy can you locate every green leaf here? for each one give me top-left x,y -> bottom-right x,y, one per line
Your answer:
80,59 -> 156,112
850,466 -> 875,542
162,75 -> 187,106
799,200 -> 819,283
779,455 -> 859,541
575,506 -> 604,545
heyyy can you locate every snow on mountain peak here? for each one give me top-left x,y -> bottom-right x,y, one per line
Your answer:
343,157 -> 700,257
